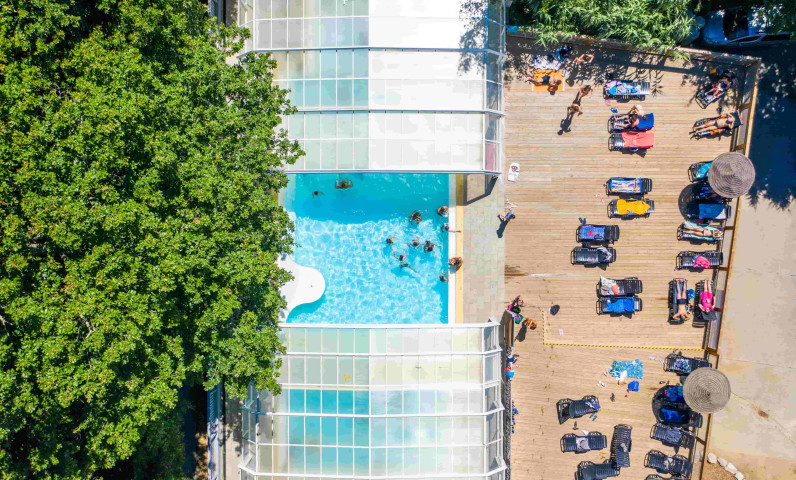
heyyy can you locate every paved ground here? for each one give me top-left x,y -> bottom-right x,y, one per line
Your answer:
708,43 -> 796,480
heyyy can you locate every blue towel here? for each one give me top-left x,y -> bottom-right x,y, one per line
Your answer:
664,386 -> 685,403
579,225 -> 605,240
609,359 -> 644,379
605,297 -> 635,313
696,162 -> 711,178
698,203 -> 725,218
636,113 -> 654,130
661,408 -> 682,423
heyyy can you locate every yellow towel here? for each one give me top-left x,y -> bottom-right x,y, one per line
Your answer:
617,199 -> 650,215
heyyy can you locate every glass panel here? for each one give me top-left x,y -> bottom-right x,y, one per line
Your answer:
403,416 -> 417,445
371,417 -> 386,446
338,447 -> 353,475
290,357 -> 305,384
337,0 -> 352,16
306,446 -> 321,474
353,17 -> 368,46
386,330 -> 402,353
386,358 -> 402,385
354,448 -> 369,476
304,80 -> 320,107
321,0 -> 336,16
387,418 -> 402,445
338,328 -> 354,353
255,0 -> 271,19
322,389 -> 337,413
354,358 -> 368,385
405,447 -> 419,475
306,416 -> 321,445
353,79 -> 368,107
289,416 -> 304,444
386,390 -> 402,414
419,390 -> 435,413
419,416 -> 436,445
353,50 -> 368,77
306,356 -> 321,384
387,447 -> 402,475
354,417 -> 369,446
371,447 -> 386,476
352,0 -> 368,16
306,328 -> 322,352
338,416 -> 353,445
321,18 -> 336,46
287,445 -> 303,474
322,328 -> 337,352
403,390 -> 419,414
272,0 -> 287,18
258,444 -> 272,472
337,17 -> 352,46
271,19 -> 287,48
274,415 -> 289,443
321,140 -> 336,169
290,327 -> 306,352
370,356 -> 386,385
354,390 -> 369,415
321,80 -> 336,107
339,356 -> 353,385
322,357 -> 337,384
306,389 -> 321,413
370,389 -> 386,415
322,446 -> 336,474
355,328 -> 369,353
353,140 -> 368,169
337,80 -> 353,106
437,390 -> 451,413
321,50 -> 336,78
289,389 -> 305,412
322,416 -> 337,445
287,18 -> 302,47
338,390 -> 354,414
255,20 -> 271,49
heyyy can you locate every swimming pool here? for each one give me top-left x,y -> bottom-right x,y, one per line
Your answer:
284,174 -> 450,324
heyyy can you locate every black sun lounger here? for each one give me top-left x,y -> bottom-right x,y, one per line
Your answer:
608,113 -> 655,132
656,402 -> 703,429
669,278 -> 691,324
572,247 -> 616,265
694,280 -> 719,324
597,277 -> 643,296
604,80 -> 651,101
561,432 -> 608,453
606,177 -> 652,195
644,475 -> 688,480
692,111 -> 741,138
664,352 -> 712,376
608,199 -> 655,218
577,224 -> 620,243
610,424 -> 633,468
577,460 -> 620,480
597,297 -> 642,315
688,161 -> 711,182
686,202 -> 731,221
651,423 -> 694,449
557,395 -> 600,424
645,450 -> 693,477
676,251 -> 723,270
609,131 -> 655,151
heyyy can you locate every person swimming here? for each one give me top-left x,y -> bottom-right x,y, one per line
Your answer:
439,271 -> 449,282
441,223 -> 462,233
409,211 -> 422,223
407,235 -> 420,247
423,240 -> 440,255
394,249 -> 408,262
437,206 -> 449,217
335,178 -> 353,189
312,190 -> 324,197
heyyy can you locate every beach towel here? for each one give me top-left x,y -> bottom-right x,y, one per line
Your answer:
693,256 -> 711,269
579,225 -> 605,240
696,162 -> 712,179
609,359 -> 644,379
664,386 -> 685,403
673,358 -> 693,373
617,199 -> 650,215
609,178 -> 641,193
700,291 -> 714,312
698,203 -> 726,219
682,221 -> 719,238
508,162 -> 520,182
599,276 -> 620,296
606,81 -> 639,95
605,297 -> 635,313
661,408 -> 682,423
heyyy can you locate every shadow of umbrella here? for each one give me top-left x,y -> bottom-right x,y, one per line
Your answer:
677,184 -> 703,218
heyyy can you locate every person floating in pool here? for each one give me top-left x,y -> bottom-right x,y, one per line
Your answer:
335,178 -> 353,189
441,223 -> 462,233
439,271 -> 449,282
386,236 -> 396,252
437,206 -> 449,217
423,240 -> 440,255
410,211 -> 422,223
449,257 -> 463,269
407,235 -> 420,247
312,190 -> 324,197
394,248 -> 408,263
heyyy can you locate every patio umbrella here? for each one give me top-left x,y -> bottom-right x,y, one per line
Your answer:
707,152 -> 755,198
683,367 -> 731,413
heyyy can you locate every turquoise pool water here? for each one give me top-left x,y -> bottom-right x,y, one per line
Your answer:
285,174 -> 449,324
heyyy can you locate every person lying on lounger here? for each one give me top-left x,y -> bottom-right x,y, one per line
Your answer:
692,113 -> 737,136
682,224 -> 724,239
614,105 -> 646,129
705,73 -> 736,98
673,279 -> 690,322
698,280 -> 715,313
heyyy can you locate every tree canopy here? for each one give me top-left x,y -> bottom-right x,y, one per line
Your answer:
0,0 -> 299,478
509,0 -> 697,51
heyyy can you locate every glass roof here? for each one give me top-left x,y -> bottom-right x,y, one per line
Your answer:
240,324 -> 505,479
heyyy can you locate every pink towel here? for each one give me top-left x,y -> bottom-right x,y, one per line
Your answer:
700,292 -> 714,312
694,256 -> 711,268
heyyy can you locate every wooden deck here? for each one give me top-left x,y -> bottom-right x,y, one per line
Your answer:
504,36 -> 746,480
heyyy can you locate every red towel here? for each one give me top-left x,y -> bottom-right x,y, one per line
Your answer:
694,256 -> 711,268
622,131 -> 655,148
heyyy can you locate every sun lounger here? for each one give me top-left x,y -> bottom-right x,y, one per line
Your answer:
645,450 -> 693,477
656,385 -> 685,404
688,161 -> 712,182
597,296 -> 642,314
597,277 -> 643,296
676,251 -> 723,270
561,432 -> 608,453
608,112 -> 655,132
678,222 -> 724,242
577,224 -> 620,243
645,475 -> 687,480
694,280 -> 719,323
694,182 -> 730,203
606,177 -> 652,195
577,460 -> 620,480
686,202 -> 731,221
657,403 -> 703,429
609,131 -> 655,151
651,423 -> 694,449
557,395 -> 600,424
664,352 -> 712,376
572,247 -> 616,265
692,111 -> 742,138
669,278 -> 691,323
610,424 -> 632,468
604,80 -> 650,101
608,199 -> 655,218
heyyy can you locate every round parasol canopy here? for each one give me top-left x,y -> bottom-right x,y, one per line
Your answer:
708,152 -> 755,198
683,367 -> 731,413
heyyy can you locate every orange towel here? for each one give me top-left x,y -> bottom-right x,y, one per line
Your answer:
617,199 -> 650,215
530,69 -> 564,92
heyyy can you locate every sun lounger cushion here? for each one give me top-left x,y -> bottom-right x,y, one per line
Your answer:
616,199 -> 651,215
698,203 -> 727,219
605,80 -> 642,95
696,162 -> 711,179
608,178 -> 642,193
579,225 -> 605,240
605,297 -> 636,313
636,113 -> 654,130
622,131 -> 655,148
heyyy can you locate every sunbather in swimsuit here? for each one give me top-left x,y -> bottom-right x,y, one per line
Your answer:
692,113 -> 737,137
614,105 -> 645,128
699,281 -> 715,313
705,74 -> 735,98
682,224 -> 723,239
673,280 -> 690,322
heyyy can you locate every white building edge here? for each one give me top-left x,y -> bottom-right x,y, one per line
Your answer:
207,2 -> 509,479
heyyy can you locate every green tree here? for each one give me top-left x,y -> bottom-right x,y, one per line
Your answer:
0,1 -> 300,478
509,0 -> 697,51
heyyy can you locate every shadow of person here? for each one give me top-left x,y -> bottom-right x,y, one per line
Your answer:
558,115 -> 573,135
515,322 -> 528,343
